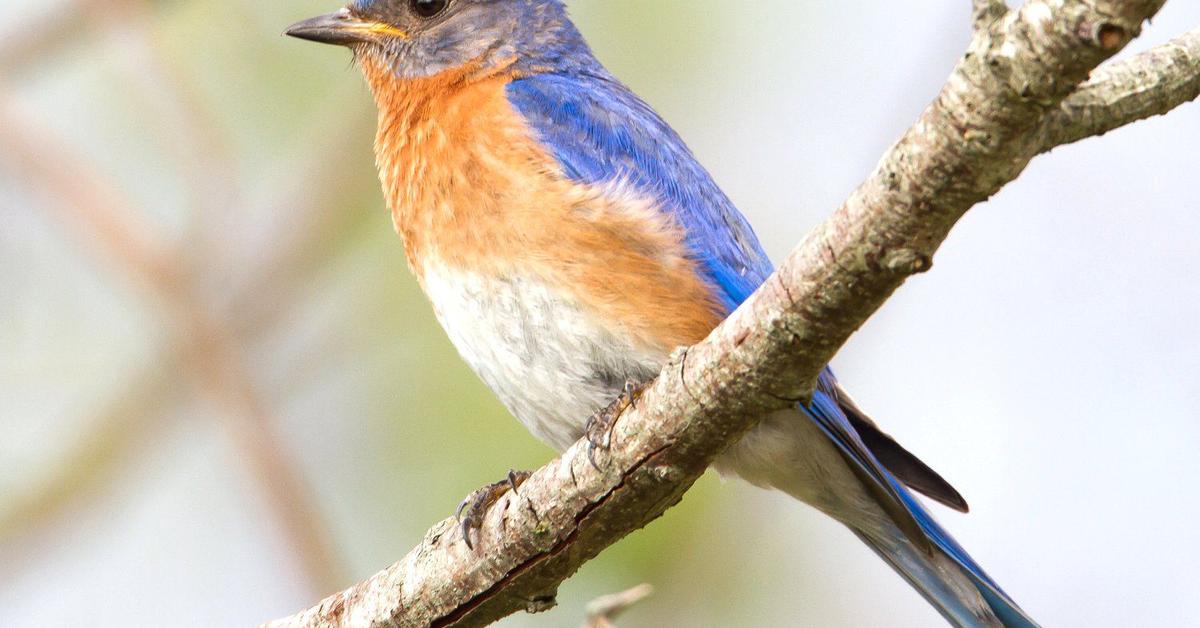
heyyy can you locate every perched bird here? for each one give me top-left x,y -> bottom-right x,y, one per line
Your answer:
286,1 -> 1036,625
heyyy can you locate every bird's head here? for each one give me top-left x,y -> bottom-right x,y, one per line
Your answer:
285,0 -> 594,80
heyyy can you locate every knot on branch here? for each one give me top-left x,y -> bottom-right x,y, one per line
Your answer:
525,594 -> 558,614
1093,23 -> 1129,51
880,248 -> 932,275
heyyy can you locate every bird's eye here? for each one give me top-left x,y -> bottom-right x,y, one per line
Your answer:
409,0 -> 449,18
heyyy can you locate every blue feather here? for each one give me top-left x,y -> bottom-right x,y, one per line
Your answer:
506,71 -> 1035,626
506,72 -> 770,312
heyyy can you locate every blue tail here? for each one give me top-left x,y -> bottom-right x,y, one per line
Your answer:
803,371 -> 1037,627
855,483 -> 1038,627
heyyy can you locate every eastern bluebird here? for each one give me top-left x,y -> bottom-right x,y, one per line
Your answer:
286,2 -> 1036,625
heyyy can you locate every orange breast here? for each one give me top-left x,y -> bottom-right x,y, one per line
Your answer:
360,57 -> 726,354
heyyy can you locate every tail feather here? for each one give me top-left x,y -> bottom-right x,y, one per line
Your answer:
720,371 -> 1038,626
808,370 -> 1037,626
834,383 -> 970,512
856,485 -> 1039,628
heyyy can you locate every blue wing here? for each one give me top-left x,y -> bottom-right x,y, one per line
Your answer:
505,69 -> 919,516
506,70 -> 1032,627
506,68 -> 930,534
505,72 -> 770,312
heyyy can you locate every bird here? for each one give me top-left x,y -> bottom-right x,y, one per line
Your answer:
285,1 -> 1037,626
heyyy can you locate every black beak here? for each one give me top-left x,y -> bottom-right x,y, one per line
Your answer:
285,8 -> 405,46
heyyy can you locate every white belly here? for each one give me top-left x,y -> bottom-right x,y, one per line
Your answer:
420,262 -> 663,451
419,263 -> 881,529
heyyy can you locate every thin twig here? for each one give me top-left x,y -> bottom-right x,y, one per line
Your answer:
582,584 -> 653,628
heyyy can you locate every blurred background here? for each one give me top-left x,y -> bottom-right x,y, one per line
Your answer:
1,1 -> 1198,626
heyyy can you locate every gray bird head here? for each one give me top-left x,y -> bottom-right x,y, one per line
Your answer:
285,0 -> 598,79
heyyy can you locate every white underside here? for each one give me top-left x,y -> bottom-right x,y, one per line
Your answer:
420,262 -> 863,503
419,261 -> 997,623
421,262 -> 661,451
421,261 -> 880,509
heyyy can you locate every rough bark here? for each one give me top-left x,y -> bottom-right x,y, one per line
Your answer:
266,2 -> 1196,626
1040,27 -> 1200,149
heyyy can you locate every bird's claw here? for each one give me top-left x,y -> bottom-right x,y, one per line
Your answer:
456,469 -> 531,550
585,379 -> 647,470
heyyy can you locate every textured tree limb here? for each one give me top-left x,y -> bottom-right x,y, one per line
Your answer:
1040,27 -> 1200,149
973,0 -> 1009,31
267,1 -> 1195,626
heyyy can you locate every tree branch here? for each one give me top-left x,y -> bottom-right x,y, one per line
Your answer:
973,0 -> 1009,31
581,584 -> 653,628
1040,27 -> 1200,149
266,1 -> 1194,626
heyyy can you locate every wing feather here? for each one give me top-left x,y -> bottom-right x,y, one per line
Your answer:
506,72 -> 955,552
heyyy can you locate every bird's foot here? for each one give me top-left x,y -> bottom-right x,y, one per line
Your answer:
585,379 -> 648,469
456,469 -> 531,550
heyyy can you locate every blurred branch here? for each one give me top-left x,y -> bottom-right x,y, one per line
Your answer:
0,0 -> 114,76
0,100 -> 177,288
582,584 -> 653,628
226,97 -> 376,336
2,0 -> 240,271
96,0 -> 239,239
0,97 -> 346,595
1040,27 -> 1200,149
0,357 -> 179,541
266,1 -> 1193,626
